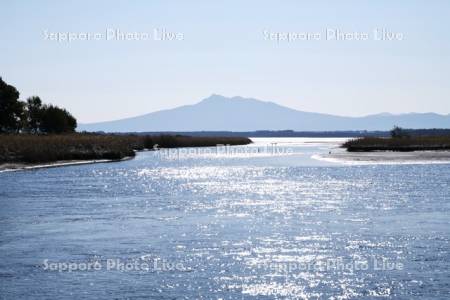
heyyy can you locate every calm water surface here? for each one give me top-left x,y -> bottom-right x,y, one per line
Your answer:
1,138 -> 449,299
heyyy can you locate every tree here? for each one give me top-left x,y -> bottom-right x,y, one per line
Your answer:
25,96 -> 43,133
0,77 -> 77,134
390,126 -> 409,139
0,77 -> 24,133
39,104 -> 77,133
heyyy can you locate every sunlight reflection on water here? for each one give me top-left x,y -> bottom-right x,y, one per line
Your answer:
0,138 -> 449,299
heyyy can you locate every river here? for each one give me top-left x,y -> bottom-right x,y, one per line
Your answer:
1,138 -> 449,299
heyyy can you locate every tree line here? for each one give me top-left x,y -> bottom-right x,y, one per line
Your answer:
0,77 -> 77,133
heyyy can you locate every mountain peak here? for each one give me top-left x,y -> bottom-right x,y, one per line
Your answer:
78,95 -> 450,132
200,94 -> 229,103
199,94 -> 272,106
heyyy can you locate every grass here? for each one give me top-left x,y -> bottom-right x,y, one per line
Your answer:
0,134 -> 252,164
343,136 -> 450,152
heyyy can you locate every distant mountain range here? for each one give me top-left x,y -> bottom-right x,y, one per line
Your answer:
78,94 -> 450,132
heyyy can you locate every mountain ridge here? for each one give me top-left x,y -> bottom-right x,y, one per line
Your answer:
78,94 -> 450,132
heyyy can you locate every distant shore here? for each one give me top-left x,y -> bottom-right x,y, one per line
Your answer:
0,134 -> 251,171
321,136 -> 450,164
343,136 -> 450,152
316,148 -> 450,165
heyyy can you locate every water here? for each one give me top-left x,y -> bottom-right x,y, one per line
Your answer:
1,138 -> 449,299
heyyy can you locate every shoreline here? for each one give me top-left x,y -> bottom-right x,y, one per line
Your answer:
314,148 -> 450,165
343,136 -> 450,152
0,156 -> 134,173
0,134 -> 252,172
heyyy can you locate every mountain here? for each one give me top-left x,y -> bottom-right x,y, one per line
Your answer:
78,94 -> 450,132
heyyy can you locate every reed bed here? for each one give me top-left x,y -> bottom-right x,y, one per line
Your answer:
343,136 -> 450,152
0,134 -> 251,163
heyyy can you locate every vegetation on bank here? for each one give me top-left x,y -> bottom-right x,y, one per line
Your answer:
343,127 -> 450,152
0,134 -> 252,164
0,78 -> 76,133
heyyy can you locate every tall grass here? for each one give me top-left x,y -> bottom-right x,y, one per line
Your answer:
343,136 -> 450,152
0,134 -> 252,163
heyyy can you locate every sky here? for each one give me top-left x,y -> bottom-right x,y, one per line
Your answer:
1,0 -> 450,123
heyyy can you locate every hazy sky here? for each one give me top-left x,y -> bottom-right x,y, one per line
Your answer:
2,1 -> 449,123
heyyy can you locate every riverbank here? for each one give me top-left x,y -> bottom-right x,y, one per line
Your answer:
315,148 -> 450,165
343,136 -> 450,152
0,157 -> 133,172
0,134 -> 252,170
